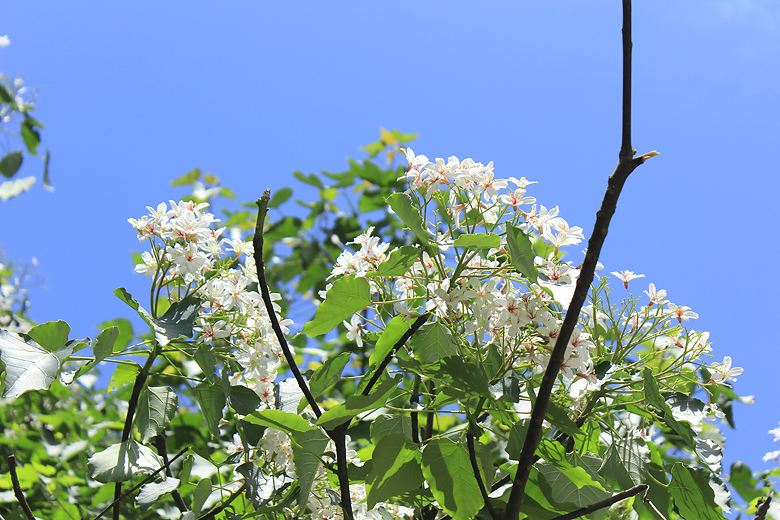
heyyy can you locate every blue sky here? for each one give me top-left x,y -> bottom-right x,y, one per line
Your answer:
1,0 -> 779,491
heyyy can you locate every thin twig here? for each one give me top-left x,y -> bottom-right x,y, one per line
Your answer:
113,349 -> 156,520
153,433 -> 187,512
93,448 -> 189,520
329,423 -> 355,520
502,2 -> 657,518
549,484 -> 649,520
466,433 -> 499,520
195,482 -> 247,520
7,455 -> 35,520
362,313 -> 429,396
254,191 -> 322,417
755,493 -> 773,520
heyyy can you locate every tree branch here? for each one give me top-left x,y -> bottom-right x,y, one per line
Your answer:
754,493 -> 773,520
195,482 -> 247,520
467,433 -> 499,520
153,433 -> 187,512
503,2 -> 657,518
362,313 -> 429,396
549,484 -> 649,520
7,455 -> 35,520
113,347 -> 157,520
254,190 -> 322,417
93,447 -> 189,520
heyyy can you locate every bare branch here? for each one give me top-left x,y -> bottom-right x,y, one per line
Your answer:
502,2 -> 657,518
466,433 -> 499,520
755,493 -> 774,520
362,313 -> 429,396
7,455 -> 35,520
253,191 -> 322,417
549,484 -> 649,520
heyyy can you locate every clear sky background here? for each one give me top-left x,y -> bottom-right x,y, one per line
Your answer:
1,0 -> 779,498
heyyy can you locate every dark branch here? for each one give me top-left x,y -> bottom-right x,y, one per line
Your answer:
195,482 -> 247,520
93,448 -> 189,520
153,433 -> 187,512
549,484 -> 649,520
113,348 -> 156,520
254,191 -> 322,417
362,313 -> 429,396
502,2 -> 657,518
754,493 -> 773,520
467,433 -> 499,520
8,455 -> 35,520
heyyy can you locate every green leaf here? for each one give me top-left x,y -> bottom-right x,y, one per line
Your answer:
669,464 -> 727,520
367,433 -> 424,508
87,440 -> 163,483
268,187 -> 293,208
598,436 -> 649,490
545,401 -> 583,438
21,116 -> 41,155
194,343 -> 217,382
291,428 -> 330,507
506,226 -> 538,284
360,140 -> 385,158
97,318 -> 133,352
386,193 -> 430,245
108,363 -> 139,392
245,409 -> 315,433
390,129 -> 418,142
302,276 -> 371,337
316,375 -> 401,430
373,245 -> 420,276
309,352 -> 350,398
228,385 -> 261,415
370,414 -> 413,443
146,296 -> 203,346
0,83 -> 13,103
136,478 -> 180,511
191,478 -> 213,515
0,329 -> 76,398
421,438 -> 484,520
370,315 -> 411,367
293,170 -> 324,188
27,320 -> 70,351
642,368 -> 695,447
169,167 -> 201,186
135,386 -> 178,443
507,420 -> 530,460
193,382 -> 225,437
536,440 -> 607,493
453,233 -> 501,250
729,462 -> 765,503
73,326 -> 119,379
417,356 -> 491,398
410,322 -> 458,364
0,150 -> 23,178
114,287 -> 141,311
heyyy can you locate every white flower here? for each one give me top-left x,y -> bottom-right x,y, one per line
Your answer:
611,270 -> 645,290
708,356 -> 743,384
343,315 -> 363,348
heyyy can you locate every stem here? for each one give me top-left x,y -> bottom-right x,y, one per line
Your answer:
411,375 -> 421,444
502,2 -> 657,518
424,380 -> 436,441
362,313 -> 429,396
153,434 -> 187,512
195,482 -> 247,520
329,423 -> 355,520
466,434 -> 498,520
253,191 -> 322,417
113,347 -> 158,520
754,493 -> 774,520
7,455 -> 35,520
549,484 -> 648,520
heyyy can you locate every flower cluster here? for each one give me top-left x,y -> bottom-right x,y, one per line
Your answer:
129,200 -> 293,403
